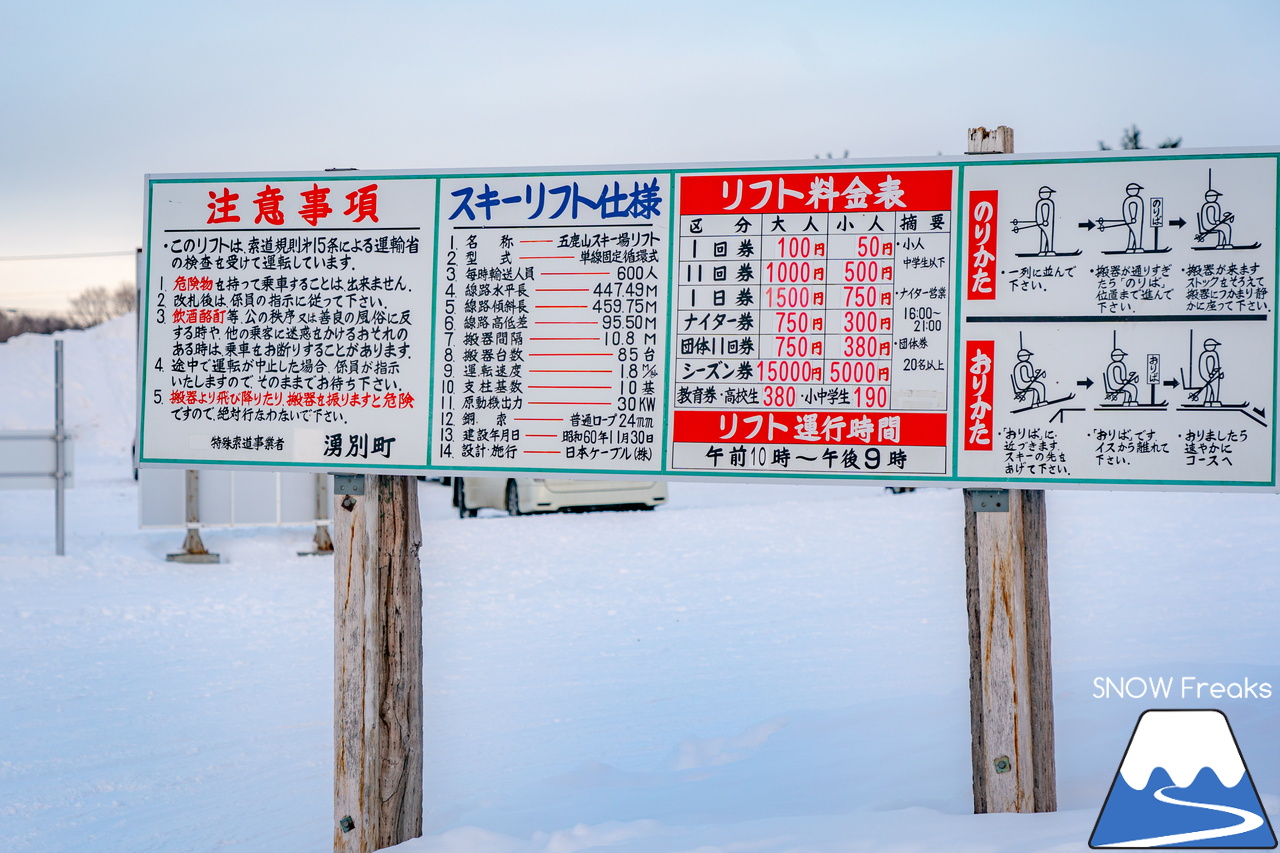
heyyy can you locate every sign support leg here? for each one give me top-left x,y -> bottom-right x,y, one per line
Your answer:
964,488 -> 1056,812
334,474 -> 423,853
167,469 -> 219,563
964,126 -> 1055,814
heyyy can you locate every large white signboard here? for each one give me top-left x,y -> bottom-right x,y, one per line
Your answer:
138,149 -> 1280,490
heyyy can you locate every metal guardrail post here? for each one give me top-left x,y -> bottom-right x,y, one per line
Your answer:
54,340 -> 66,556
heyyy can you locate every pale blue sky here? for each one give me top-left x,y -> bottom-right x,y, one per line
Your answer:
3,0 -> 1278,310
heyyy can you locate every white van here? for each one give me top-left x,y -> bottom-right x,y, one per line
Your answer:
453,477 -> 667,517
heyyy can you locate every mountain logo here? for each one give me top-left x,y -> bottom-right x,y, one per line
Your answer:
1090,709 -> 1276,848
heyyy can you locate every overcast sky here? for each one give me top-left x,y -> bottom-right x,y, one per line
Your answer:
3,0 -> 1278,312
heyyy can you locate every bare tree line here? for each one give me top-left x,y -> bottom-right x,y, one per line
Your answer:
0,281 -> 135,342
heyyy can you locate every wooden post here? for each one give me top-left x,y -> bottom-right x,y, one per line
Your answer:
334,474 -> 423,852
964,126 -> 1056,814
300,473 -> 335,556
314,473 -> 334,552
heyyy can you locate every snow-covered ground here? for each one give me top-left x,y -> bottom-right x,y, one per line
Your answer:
1,316 -> 1277,852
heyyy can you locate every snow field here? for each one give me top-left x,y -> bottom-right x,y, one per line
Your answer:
0,317 -> 1277,852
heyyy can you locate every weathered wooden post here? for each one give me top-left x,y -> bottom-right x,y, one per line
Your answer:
299,473 -> 335,556
333,473 -> 423,852
963,125 -> 1056,814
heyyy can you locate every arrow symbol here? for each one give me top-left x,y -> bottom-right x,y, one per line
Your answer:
1076,377 -> 1094,389
1163,378 -> 1180,388
1077,220 -> 1097,231
1254,407 -> 1266,418
1169,217 -> 1186,228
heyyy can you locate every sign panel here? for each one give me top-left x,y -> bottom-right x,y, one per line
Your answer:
138,149 -> 1280,490
957,155 -> 1276,488
142,176 -> 435,470
667,167 -> 956,477
430,172 -> 669,474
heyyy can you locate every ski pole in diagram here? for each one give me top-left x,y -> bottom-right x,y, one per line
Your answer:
1193,337 -> 1223,406
1193,169 -> 1261,251
1010,186 -> 1080,257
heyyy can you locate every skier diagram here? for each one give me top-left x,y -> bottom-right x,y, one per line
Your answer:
1009,333 -> 1075,414
1012,346 -> 1046,405
1177,331 -> 1268,425
1194,170 -> 1261,251
1092,182 -> 1172,254
1194,337 -> 1223,406
1102,342 -> 1142,406
1010,186 -> 1081,257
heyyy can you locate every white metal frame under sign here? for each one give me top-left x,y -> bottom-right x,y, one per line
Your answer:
138,468 -> 329,529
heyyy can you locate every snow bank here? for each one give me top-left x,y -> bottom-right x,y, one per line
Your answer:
0,313 -> 136,467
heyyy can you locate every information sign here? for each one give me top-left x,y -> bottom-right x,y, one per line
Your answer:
958,155 -> 1276,488
431,172 -> 669,471
142,176 -> 435,469
138,149 -> 1280,490
668,167 -> 955,477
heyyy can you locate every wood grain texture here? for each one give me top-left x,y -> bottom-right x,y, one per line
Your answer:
976,490 -> 1034,813
963,489 -> 1056,814
966,125 -> 1014,155
334,475 -> 423,852
1020,489 -> 1057,812
313,472 -> 334,553
963,488 -> 987,813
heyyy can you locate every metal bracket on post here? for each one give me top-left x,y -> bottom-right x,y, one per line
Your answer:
167,469 -> 220,563
333,474 -> 366,496
970,489 -> 1009,512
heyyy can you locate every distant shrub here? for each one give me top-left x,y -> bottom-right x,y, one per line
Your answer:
0,311 -> 81,343
1,282 -> 137,342
69,282 -> 136,328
